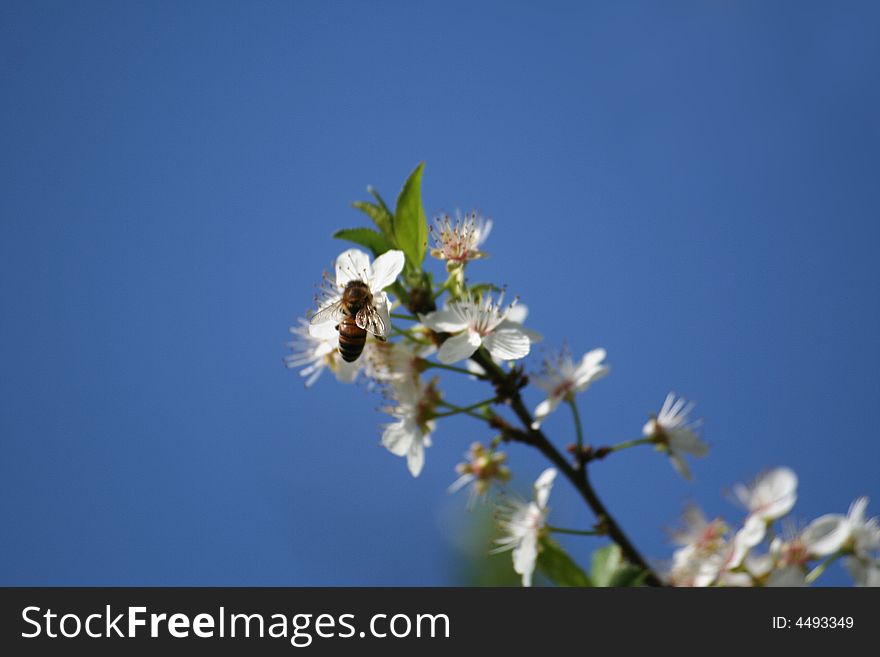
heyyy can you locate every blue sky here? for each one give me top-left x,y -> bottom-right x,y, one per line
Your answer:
2,1 -> 878,586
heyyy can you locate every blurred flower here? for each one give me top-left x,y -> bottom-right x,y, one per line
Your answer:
844,557 -> 880,587
668,528 -> 755,587
310,248 -> 404,335
734,467 -> 798,522
365,339 -> 432,385
666,505 -> 736,587
492,468 -> 557,587
420,293 -> 534,364
284,318 -> 360,387
449,442 -> 511,504
742,552 -> 774,579
670,504 -> 728,552
429,211 -> 492,265
642,393 -> 708,480
530,347 -> 609,429
800,514 -> 854,558
667,545 -> 723,587
844,497 -> 880,556
380,377 -> 440,477
768,516 -> 850,577
765,565 -> 808,587
732,467 -> 798,551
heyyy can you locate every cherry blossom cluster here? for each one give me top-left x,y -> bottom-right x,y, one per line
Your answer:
666,468 -> 880,586
286,167 -> 877,588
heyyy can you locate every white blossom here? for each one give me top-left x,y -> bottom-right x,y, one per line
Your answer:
429,211 -> 492,264
310,248 -> 405,335
667,545 -> 723,587
845,497 -> 880,556
530,347 -> 609,429
420,293 -> 535,364
765,516 -> 850,582
731,467 -> 798,551
670,504 -> 728,551
449,442 -> 511,505
492,468 -> 557,587
642,393 -> 708,480
364,339 -> 431,385
666,505 -> 744,587
799,514 -> 854,558
284,318 -> 360,386
380,377 -> 439,477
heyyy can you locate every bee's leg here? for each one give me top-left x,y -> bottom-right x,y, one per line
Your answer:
334,324 -> 340,332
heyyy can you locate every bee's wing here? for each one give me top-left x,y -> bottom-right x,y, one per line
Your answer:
355,304 -> 387,340
310,299 -> 347,326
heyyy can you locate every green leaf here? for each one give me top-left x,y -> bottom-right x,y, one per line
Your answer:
367,185 -> 393,219
393,162 -> 428,270
590,544 -> 623,587
537,537 -> 593,587
590,544 -> 647,587
352,201 -> 395,241
608,565 -> 649,588
332,228 -> 392,258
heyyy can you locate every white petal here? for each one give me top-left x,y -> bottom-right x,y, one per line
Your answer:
572,349 -> 609,389
334,359 -> 360,384
732,483 -> 752,510
669,452 -> 692,481
477,218 -> 493,246
577,348 -> 606,374
419,308 -> 468,333
375,296 -> 391,339
505,304 -> 528,324
465,360 -> 486,378
801,514 -> 851,557
574,367 -> 609,393
512,528 -> 538,587
369,250 -> 405,292
532,396 -> 563,428
693,559 -> 723,587
725,533 -> 749,570
848,496 -> 869,524
738,515 -> 767,550
382,420 -> 413,456
448,473 -> 475,494
483,327 -> 531,361
534,468 -> 557,508
406,439 -> 425,477
437,330 -> 482,364
667,428 -> 709,457
744,553 -> 774,577
755,467 -> 798,519
302,366 -> 323,388
335,248 -> 372,287
496,318 -> 542,343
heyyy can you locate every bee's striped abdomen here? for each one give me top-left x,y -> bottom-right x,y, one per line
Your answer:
338,317 -> 367,362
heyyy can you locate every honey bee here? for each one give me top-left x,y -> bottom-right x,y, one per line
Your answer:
310,279 -> 387,362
